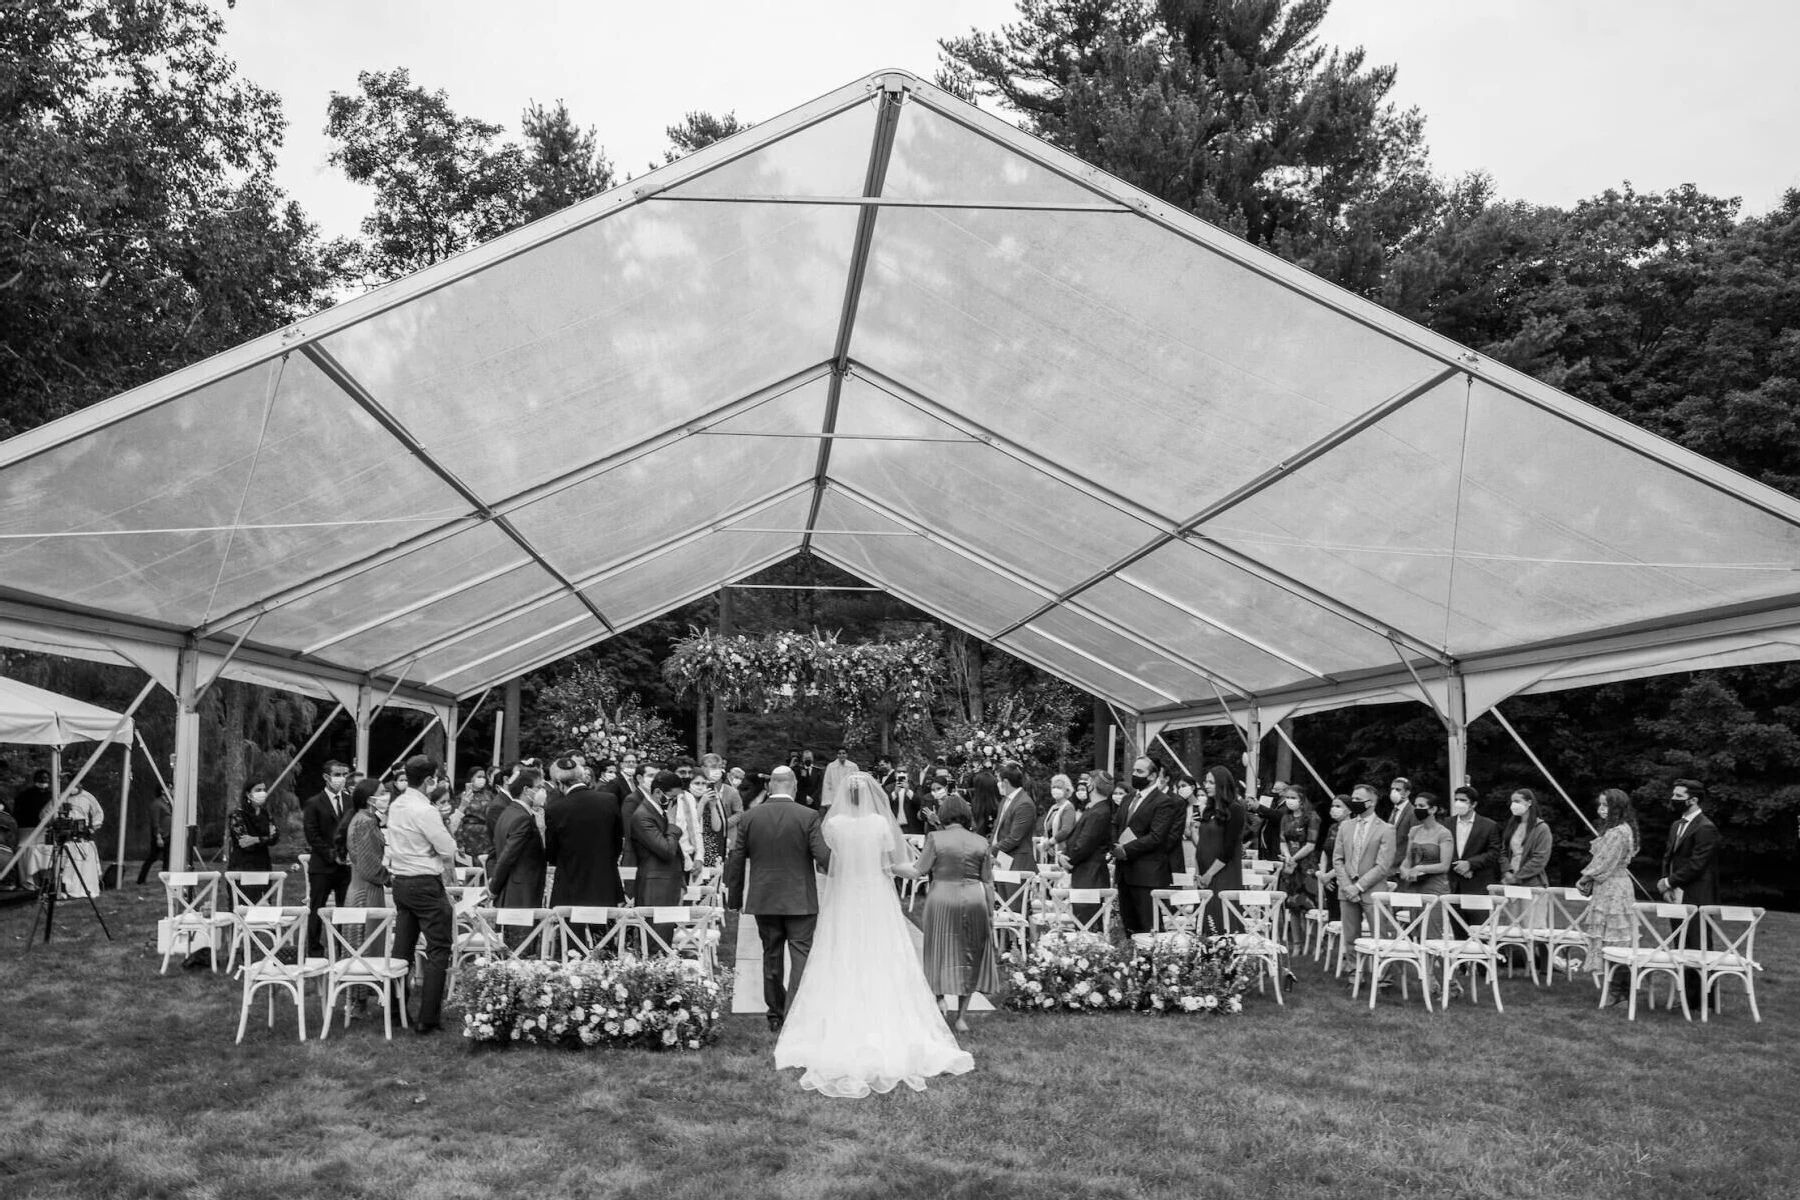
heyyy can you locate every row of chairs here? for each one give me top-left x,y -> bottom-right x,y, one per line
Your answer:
1301,887 -> 1763,1021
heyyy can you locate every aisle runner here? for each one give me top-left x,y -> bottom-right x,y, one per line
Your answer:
729,906 -> 994,1015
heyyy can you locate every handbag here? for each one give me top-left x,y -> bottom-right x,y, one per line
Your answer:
1576,877 -> 1594,897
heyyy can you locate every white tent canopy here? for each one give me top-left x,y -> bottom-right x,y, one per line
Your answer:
3,69 -> 1799,836
0,676 -> 133,746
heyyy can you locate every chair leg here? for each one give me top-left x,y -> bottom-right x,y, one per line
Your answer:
237,985 -> 252,1045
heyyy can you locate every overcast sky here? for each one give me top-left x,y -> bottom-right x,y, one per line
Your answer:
216,0 -> 1800,242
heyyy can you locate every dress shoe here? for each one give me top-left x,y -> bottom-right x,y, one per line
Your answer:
413,1021 -> 442,1036
766,1015 -> 783,1034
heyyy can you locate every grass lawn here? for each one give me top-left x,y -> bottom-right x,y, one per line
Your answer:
1,879 -> 1793,1200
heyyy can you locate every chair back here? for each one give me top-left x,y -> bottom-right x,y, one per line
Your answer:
469,907 -> 558,960
1536,886 -> 1589,931
1240,870 -> 1271,889
238,905 -> 307,970
618,866 -> 638,899
446,885 -> 489,915
1698,905 -> 1764,965
1218,890 -> 1286,943
1369,890 -> 1434,944
1628,901 -> 1695,954
160,871 -> 222,925
221,871 -> 286,911
320,907 -> 398,971
1150,888 -> 1211,934
454,867 -> 486,887
553,905 -> 618,959
992,870 -> 1033,920
1171,872 -> 1198,889
1048,888 -> 1114,937
1432,893 -> 1500,944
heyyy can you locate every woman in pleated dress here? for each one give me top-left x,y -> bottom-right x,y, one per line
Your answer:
893,794 -> 1000,1033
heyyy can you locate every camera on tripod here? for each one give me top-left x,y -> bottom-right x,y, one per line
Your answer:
45,803 -> 90,846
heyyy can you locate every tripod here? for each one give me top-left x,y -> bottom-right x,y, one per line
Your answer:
23,830 -> 113,950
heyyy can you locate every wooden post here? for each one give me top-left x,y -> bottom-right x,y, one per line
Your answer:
1092,698 -> 1110,771
502,677 -> 521,764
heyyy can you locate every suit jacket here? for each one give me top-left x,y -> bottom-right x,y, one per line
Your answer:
1113,786 -> 1181,889
795,765 -> 824,810
1448,813 -> 1503,895
989,788 -> 1038,874
544,784 -> 625,907
301,789 -> 348,872
618,786 -> 651,867
1388,805 -> 1418,875
629,795 -> 684,908
1662,811 -> 1721,905
723,796 -> 833,914
1333,814 -> 1396,895
1064,800 -> 1115,892
487,800 -> 546,908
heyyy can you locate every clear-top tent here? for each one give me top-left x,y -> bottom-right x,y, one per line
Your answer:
4,70 -> 1800,856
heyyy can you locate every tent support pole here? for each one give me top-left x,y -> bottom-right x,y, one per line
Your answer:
195,613 -> 262,699
354,683 -> 373,776
1244,708 -> 1263,796
1154,731 -> 1195,778
265,702 -> 347,799
384,714 -> 444,780
171,646 -> 200,871
114,741 -> 132,887
1269,718 -> 1334,803
1446,668 -> 1469,790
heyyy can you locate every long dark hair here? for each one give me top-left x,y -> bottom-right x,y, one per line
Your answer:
1506,787 -> 1542,842
1598,787 -> 1638,843
1201,765 -> 1240,821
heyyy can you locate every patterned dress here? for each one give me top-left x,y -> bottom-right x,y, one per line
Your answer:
1579,823 -> 1637,975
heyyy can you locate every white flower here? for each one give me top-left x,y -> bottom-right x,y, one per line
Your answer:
1227,996 -> 1243,1013
1180,996 -> 1202,1012
1200,994 -> 1218,1010
605,1021 -> 620,1035
688,1039 -> 701,1049
622,1018 -> 640,1035
1088,992 -> 1105,1007
1072,981 -> 1091,997
662,1029 -> 678,1045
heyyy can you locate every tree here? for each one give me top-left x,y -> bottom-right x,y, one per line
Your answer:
662,110 -> 748,162
939,0 -> 1438,288
519,99 -> 614,222
324,68 -> 525,282
0,0 -> 345,437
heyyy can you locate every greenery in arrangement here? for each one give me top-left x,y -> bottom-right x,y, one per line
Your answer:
663,629 -> 942,742
939,686 -> 1082,769
531,662 -> 684,767
461,956 -> 730,1050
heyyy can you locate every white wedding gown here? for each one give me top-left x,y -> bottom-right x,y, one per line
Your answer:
773,811 -> 975,1098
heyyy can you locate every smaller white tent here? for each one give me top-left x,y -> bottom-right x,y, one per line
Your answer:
0,676 -> 134,747
0,676 -> 135,890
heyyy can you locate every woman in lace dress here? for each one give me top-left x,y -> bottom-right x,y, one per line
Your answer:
1579,788 -> 1639,1000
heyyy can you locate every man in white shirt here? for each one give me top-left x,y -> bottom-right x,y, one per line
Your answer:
821,746 -> 858,811
385,755 -> 458,1034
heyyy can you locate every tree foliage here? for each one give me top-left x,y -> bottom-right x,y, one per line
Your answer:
662,110 -> 747,162
520,99 -> 614,222
0,0 -> 345,437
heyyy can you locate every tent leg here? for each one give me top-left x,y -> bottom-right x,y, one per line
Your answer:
115,742 -> 132,888
1244,709 -> 1263,796
171,647 -> 201,872
354,683 -> 373,776
1269,718 -> 1333,802
1446,668 -> 1469,790
445,709 -> 459,789
1487,706 -> 1598,839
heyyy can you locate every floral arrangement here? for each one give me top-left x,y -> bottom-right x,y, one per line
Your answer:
1002,931 -> 1133,1012
940,688 -> 1079,768
1000,929 -> 1249,1015
535,663 -> 683,765
461,955 -> 730,1050
1127,932 -> 1248,1015
663,629 -> 941,740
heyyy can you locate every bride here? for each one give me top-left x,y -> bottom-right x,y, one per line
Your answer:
773,772 -> 974,1098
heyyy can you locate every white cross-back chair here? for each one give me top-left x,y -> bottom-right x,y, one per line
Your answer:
991,870 -> 1034,955
1599,901 -> 1697,1020
484,907 -> 561,961
1484,885 -> 1543,983
158,871 -> 231,974
1352,891 -> 1435,1010
1528,887 -> 1591,982
899,835 -> 927,909
613,906 -> 724,975
318,907 -> 410,1039
553,906 -> 618,960
1219,890 -> 1288,1004
1133,888 -> 1211,951
1043,888 -> 1114,940
1301,873 -> 1336,964
1422,894 -> 1507,1012
453,866 -> 486,887
1688,905 -> 1765,1022
234,906 -> 327,1043
219,871 -> 287,974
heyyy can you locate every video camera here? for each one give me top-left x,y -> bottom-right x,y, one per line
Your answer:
46,801 -> 91,844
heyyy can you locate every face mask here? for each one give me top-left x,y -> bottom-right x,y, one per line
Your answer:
1051,788 -> 1067,800
1510,801 -> 1529,816
250,791 -> 267,806
1284,797 -> 1300,811
1130,773 -> 1150,791
1451,800 -> 1471,817
706,768 -> 722,782
1412,805 -> 1430,819
1670,794 -> 1690,811
1346,797 -> 1369,815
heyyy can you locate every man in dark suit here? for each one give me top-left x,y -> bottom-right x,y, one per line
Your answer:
724,766 -> 832,1032
794,751 -> 824,810
1109,756 -> 1182,935
487,768 -> 546,914
618,761 -> 656,868
545,759 -> 624,908
990,763 -> 1038,888
1658,777 -> 1721,1009
1447,784 -> 1503,895
629,769 -> 687,945
301,760 -> 353,956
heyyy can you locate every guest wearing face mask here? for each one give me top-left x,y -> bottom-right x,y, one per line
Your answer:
1446,785 -> 1502,896
1040,774 -> 1078,865
1331,784 -> 1396,959
1395,791 -> 1453,896
918,777 -> 949,833
1187,766 -> 1245,933
1321,795 -> 1351,923
1170,776 -> 1200,874
226,781 -> 280,876
1500,788 -> 1553,890
1275,784 -> 1321,913
1657,778 -> 1720,1012
700,754 -> 743,851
